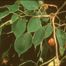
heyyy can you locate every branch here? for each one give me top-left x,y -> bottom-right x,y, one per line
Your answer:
40,57 -> 56,66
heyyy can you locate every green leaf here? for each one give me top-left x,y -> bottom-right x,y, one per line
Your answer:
60,47 -> 65,56
14,33 -> 32,56
12,18 -> 26,38
41,11 -> 49,23
20,0 -> 39,10
56,29 -> 66,47
41,17 -> 49,23
56,29 -> 66,55
32,27 -> 45,47
33,23 -> 53,47
7,3 -> 19,13
0,10 -> 9,20
27,18 -> 42,32
11,14 -> 19,24
43,23 -> 53,39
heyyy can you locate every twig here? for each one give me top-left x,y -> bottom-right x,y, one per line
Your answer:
19,60 -> 37,66
55,23 -> 66,27
56,1 -> 66,15
52,17 -> 59,59
0,20 -> 12,29
40,57 -> 56,66
20,14 -> 50,18
58,11 -> 66,14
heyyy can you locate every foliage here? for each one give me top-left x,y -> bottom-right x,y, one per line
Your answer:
0,0 -> 66,66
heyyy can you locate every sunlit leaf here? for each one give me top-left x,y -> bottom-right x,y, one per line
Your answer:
27,18 -> 42,32
12,18 -> 26,38
20,0 -> 39,10
14,33 -> 32,56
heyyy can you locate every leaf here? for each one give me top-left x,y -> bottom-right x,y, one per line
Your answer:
7,3 -> 19,13
60,47 -> 65,56
14,33 -> 32,56
32,27 -> 45,47
0,10 -> 9,20
12,18 -> 26,38
11,14 -> 19,24
56,29 -> 66,55
33,23 -> 53,47
56,29 -> 66,47
20,0 -> 39,10
27,18 -> 42,32
44,23 -> 53,39
41,17 -> 49,23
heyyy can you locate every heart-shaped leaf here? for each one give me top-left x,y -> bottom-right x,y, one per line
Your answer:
56,29 -> 66,55
33,23 -> 53,47
14,33 -> 32,56
27,18 -> 42,32
12,18 -> 26,38
20,0 -> 39,10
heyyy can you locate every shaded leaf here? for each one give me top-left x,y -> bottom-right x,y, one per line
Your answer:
14,33 -> 32,56
27,18 -> 42,32
56,29 -> 66,55
44,23 -> 53,39
32,27 -> 45,47
11,14 -> 19,24
41,11 -> 49,23
12,18 -> 26,38
33,23 -> 53,47
20,0 -> 39,10
60,47 -> 65,56
56,29 -> 66,47
0,10 -> 9,20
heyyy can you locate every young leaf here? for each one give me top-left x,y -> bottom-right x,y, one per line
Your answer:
12,18 -> 26,38
0,10 -> 9,20
20,0 -> 39,10
7,3 -> 19,13
14,33 -> 32,56
27,18 -> 42,32
33,23 -> 53,47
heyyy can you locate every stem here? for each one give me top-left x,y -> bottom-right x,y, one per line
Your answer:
56,1 -> 66,15
0,20 -> 12,29
0,15 -> 50,29
19,60 -> 37,66
40,57 -> 56,66
52,17 -> 59,59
